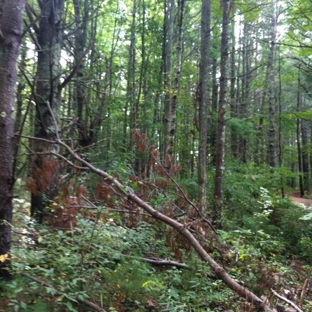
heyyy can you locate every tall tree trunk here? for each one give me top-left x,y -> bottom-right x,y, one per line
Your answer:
198,0 -> 211,209
30,0 -> 64,222
73,0 -> 89,146
162,0 -> 174,163
267,0 -> 277,167
210,55 -> 218,165
301,117 -> 309,192
297,70 -> 304,197
277,47 -> 284,197
213,0 -> 230,227
0,0 -> 24,279
127,0 -> 141,174
230,19 -> 237,159
165,0 -> 185,163
238,21 -> 250,163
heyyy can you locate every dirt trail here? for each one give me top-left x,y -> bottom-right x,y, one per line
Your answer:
289,191 -> 312,209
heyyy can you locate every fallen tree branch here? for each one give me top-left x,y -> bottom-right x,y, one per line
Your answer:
122,255 -> 190,269
21,272 -> 107,312
24,104 -> 277,312
25,132 -> 276,312
271,289 -> 303,312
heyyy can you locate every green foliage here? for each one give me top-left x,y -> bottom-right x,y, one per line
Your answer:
227,118 -> 255,140
222,161 -> 312,264
5,158 -> 312,312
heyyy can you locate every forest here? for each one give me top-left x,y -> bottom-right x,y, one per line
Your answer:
1,0 -> 312,311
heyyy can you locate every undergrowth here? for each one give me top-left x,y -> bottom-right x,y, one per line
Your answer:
1,164 -> 312,311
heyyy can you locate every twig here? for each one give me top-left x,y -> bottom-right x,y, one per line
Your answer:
21,272 -> 107,312
271,289 -> 303,312
81,194 -> 97,208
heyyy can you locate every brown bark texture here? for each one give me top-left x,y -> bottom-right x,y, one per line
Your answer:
198,0 -> 210,210
213,0 -> 230,226
0,0 -> 25,279
30,0 -> 64,222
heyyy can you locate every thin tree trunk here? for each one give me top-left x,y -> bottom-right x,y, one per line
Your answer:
301,117 -> 309,192
239,21 -> 250,163
213,0 -> 230,227
0,0 -> 25,279
277,47 -> 284,197
198,0 -> 211,209
162,0 -> 174,164
73,0 -> 89,146
210,55 -> 218,165
297,70 -> 304,197
127,0 -> 141,174
267,0 -> 277,168
230,19 -> 237,159
166,0 -> 185,163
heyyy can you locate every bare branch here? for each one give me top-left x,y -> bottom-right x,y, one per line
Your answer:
58,40 -> 94,91
122,254 -> 190,269
24,114 -> 277,311
271,289 -> 303,312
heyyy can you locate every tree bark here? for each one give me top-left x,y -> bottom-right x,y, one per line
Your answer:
0,0 -> 25,279
162,0 -> 174,163
297,70 -> 304,197
73,0 -> 101,147
165,0 -> 185,162
213,0 -> 230,227
238,21 -> 251,163
198,0 -> 211,210
30,0 -> 65,222
230,18 -> 237,159
301,113 -> 309,192
267,0 -> 277,168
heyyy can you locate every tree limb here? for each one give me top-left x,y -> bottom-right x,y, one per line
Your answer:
58,40 -> 94,91
122,254 -> 190,269
271,289 -> 303,312
49,141 -> 276,311
26,106 -> 277,312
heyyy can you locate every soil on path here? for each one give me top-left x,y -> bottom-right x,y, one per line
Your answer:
289,191 -> 312,209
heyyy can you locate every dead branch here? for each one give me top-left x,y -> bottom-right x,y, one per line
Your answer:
25,132 -> 276,311
271,289 -> 303,312
24,104 -> 277,312
122,255 -> 190,269
21,272 -> 107,312
147,139 -> 217,234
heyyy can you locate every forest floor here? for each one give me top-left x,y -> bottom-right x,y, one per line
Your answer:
289,191 -> 312,209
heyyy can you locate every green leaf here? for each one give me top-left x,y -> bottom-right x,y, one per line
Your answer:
299,212 -> 312,221
66,301 -> 77,312
46,287 -> 56,295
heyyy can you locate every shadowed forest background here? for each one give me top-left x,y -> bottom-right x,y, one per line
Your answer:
1,0 -> 312,311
